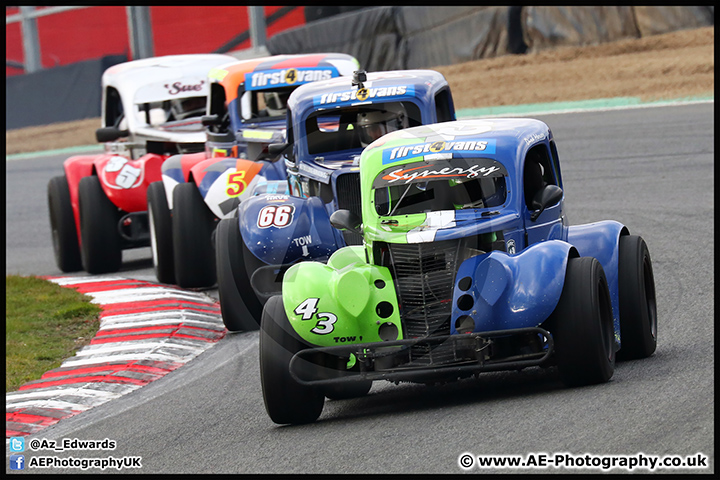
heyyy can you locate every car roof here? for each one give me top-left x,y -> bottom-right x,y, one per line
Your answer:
102,54 -> 237,98
209,53 -> 360,103
287,69 -> 449,114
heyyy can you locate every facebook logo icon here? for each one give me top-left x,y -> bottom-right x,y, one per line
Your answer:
9,436 -> 25,452
10,455 -> 25,470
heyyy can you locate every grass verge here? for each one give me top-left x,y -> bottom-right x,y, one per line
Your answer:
5,275 -> 102,392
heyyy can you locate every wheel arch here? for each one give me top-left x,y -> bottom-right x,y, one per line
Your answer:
567,220 -> 629,346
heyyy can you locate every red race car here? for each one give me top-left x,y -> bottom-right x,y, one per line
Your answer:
47,53 -> 236,274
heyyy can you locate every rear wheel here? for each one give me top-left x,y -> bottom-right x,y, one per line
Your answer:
260,295 -> 324,425
172,182 -> 216,288
78,175 -> 122,274
147,181 -> 175,284
47,175 -> 82,272
215,217 -> 265,331
547,256 -> 615,387
617,235 -> 657,360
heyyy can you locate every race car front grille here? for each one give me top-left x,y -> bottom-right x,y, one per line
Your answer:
386,240 -> 463,364
335,172 -> 363,246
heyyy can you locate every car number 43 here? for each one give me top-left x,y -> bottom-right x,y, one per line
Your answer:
294,298 -> 337,334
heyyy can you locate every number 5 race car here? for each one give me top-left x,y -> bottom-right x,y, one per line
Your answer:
47,54 -> 236,274
147,53 -> 359,288
258,119 -> 658,424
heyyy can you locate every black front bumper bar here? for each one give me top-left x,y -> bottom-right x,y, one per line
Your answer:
288,326 -> 554,386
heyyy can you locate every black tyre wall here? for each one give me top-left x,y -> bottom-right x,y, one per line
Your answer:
259,295 -> 325,425
546,256 -> 615,387
47,175 -> 82,272
147,181 -> 175,284
172,182 -> 217,288
215,217 -> 265,331
78,175 -> 122,274
617,235 -> 658,360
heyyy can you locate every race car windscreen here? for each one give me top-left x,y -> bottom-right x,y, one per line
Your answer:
373,158 -> 508,216
134,96 -> 207,125
239,87 -> 293,122
305,102 -> 422,156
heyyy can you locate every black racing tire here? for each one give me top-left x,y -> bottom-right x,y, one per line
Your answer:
547,256 -> 615,387
215,217 -> 265,331
324,380 -> 372,400
172,182 -> 217,288
47,175 -> 82,272
259,295 -> 324,425
147,181 -> 175,284
617,235 -> 658,360
78,175 -> 122,274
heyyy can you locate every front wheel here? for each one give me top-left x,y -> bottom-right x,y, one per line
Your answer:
78,175 -> 122,274
147,181 -> 175,284
546,256 -> 615,387
172,182 -> 217,288
617,235 -> 657,360
47,175 -> 82,272
324,381 -> 372,400
215,217 -> 264,331
260,295 -> 324,425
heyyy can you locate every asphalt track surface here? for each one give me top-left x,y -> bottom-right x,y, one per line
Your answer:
5,103 -> 714,473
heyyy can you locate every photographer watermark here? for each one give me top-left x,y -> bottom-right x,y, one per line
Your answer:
458,452 -> 709,471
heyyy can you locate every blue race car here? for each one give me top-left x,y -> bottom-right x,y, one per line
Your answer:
258,118 -> 658,424
214,69 -> 457,332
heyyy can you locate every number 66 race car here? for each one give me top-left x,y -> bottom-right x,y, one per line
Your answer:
259,119 -> 658,425
47,53 -> 236,274
215,69 -> 457,332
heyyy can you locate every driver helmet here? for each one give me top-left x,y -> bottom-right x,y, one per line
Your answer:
263,90 -> 291,116
357,104 -> 408,146
170,96 -> 206,120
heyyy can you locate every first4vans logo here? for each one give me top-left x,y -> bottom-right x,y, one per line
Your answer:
316,85 -> 415,106
382,139 -> 497,164
165,80 -> 204,95
246,67 -> 338,90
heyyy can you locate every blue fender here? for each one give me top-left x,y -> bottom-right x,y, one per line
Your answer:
567,220 -> 628,342
161,154 -> 185,183
451,240 -> 574,333
160,154 -> 185,208
238,194 -> 341,265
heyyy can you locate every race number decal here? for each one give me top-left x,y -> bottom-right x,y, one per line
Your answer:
226,171 -> 247,197
102,156 -> 143,189
257,204 -> 294,228
311,313 -> 338,335
104,156 -> 128,172
294,298 -> 319,320
284,68 -> 298,84
294,298 -> 338,335
115,164 -> 142,189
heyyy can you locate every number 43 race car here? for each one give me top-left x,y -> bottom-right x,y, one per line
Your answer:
259,118 -> 658,425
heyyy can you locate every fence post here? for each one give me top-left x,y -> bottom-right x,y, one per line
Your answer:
19,6 -> 42,73
127,6 -> 155,60
248,6 -> 267,51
